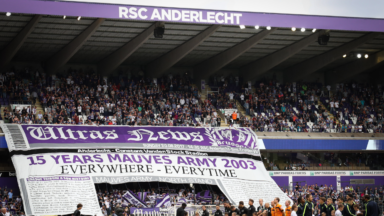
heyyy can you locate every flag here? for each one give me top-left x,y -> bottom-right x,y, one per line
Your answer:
155,193 -> 171,207
138,192 -> 148,202
122,198 -> 130,207
196,190 -> 211,202
122,191 -> 148,208
177,197 -> 187,204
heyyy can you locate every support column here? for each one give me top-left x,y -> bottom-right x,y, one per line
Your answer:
45,18 -> 105,74
0,15 -> 42,68
194,28 -> 277,81
286,32 -> 380,81
146,25 -> 221,78
241,31 -> 324,80
98,22 -> 159,75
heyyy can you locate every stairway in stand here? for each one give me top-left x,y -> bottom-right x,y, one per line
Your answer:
234,99 -> 251,119
1,106 -> 10,120
34,99 -> 45,116
318,100 -> 340,125
196,84 -> 229,128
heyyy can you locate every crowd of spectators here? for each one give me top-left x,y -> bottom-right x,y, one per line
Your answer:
2,69 -> 384,134
1,69 -> 224,127
0,186 -> 22,216
208,76 -> 384,133
96,185 -> 228,216
322,83 -> 384,133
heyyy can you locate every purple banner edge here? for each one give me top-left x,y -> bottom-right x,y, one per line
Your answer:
0,0 -> 384,32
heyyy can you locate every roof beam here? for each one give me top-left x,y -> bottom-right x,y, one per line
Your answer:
146,25 -> 221,78
286,32 -> 380,81
45,18 -> 105,74
194,28 -> 277,80
0,15 -> 42,68
98,22 -> 158,75
328,49 -> 384,83
240,30 -> 324,80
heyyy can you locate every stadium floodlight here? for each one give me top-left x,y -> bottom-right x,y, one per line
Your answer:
343,54 -> 347,58
63,15 -> 66,19
77,16 -> 81,21
6,12 -> 11,16
312,28 -> 317,32
291,27 -> 296,31
255,25 -> 259,29
357,53 -> 362,58
365,54 -> 369,59
154,24 -> 165,38
239,25 -> 245,29
318,34 -> 330,45
301,28 -> 305,32
266,26 -> 271,30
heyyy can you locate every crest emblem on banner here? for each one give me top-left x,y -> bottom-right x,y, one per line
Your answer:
204,128 -> 258,149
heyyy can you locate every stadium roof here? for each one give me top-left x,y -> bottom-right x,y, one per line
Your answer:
1,14 -> 383,81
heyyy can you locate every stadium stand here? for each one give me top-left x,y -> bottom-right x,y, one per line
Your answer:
263,152 -> 383,171
207,78 -> 384,133
1,69 -> 227,127
3,69 -> 384,135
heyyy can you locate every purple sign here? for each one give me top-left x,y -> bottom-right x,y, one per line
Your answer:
1,0 -> 384,32
196,190 -> 211,202
20,125 -> 258,149
130,207 -> 160,214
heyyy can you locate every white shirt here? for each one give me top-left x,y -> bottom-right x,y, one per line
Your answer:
229,93 -> 234,100
330,102 -> 335,107
335,210 -> 342,216
291,211 -> 297,216
335,102 -> 339,108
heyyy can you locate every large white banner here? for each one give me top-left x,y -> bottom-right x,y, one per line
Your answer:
2,124 -> 291,216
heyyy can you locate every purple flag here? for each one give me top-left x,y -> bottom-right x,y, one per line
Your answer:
138,192 -> 148,202
177,197 -> 188,204
196,190 -> 211,202
156,194 -> 171,207
122,191 -> 148,208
